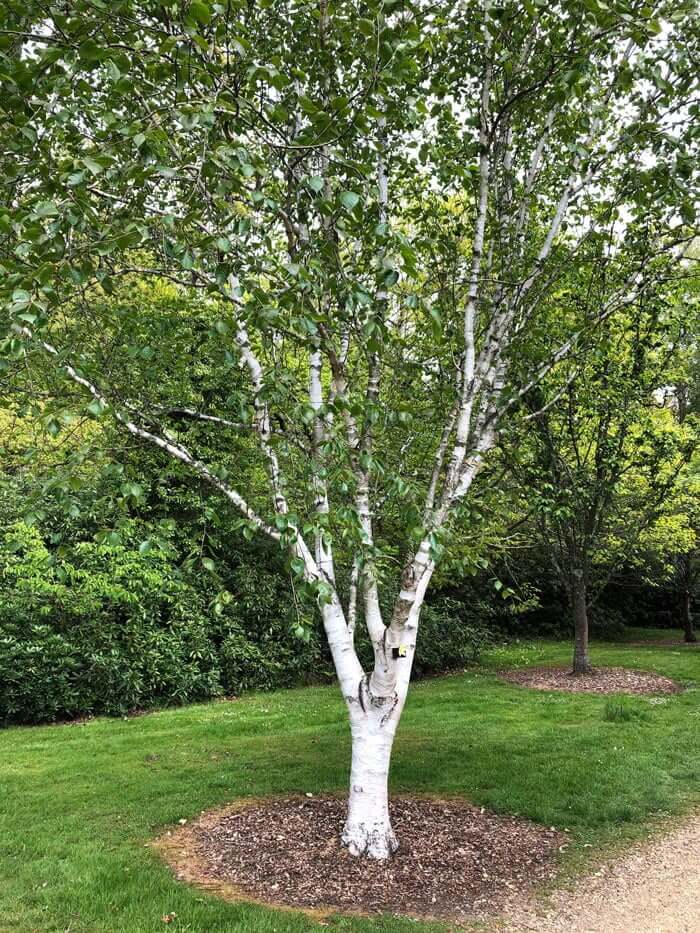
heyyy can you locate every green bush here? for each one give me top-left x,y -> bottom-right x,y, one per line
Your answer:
414,597 -> 494,674
0,627 -> 82,723
590,605 -> 628,641
0,522 -> 331,724
0,520 -> 494,725
0,522 -> 222,723
215,561 -> 329,694
352,594 -> 494,676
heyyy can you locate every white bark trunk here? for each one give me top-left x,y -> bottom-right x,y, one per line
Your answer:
320,599 -> 363,699
340,581 -> 431,859
342,712 -> 399,859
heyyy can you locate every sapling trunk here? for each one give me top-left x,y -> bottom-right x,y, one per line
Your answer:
571,576 -> 592,674
681,587 -> 696,644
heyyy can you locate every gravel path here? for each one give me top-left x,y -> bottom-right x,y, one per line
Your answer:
501,814 -> 700,932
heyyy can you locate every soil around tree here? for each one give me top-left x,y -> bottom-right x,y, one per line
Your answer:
155,795 -> 565,922
626,638 -> 698,648
498,665 -> 681,695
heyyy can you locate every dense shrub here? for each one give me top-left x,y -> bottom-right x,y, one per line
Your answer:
0,627 -> 82,724
351,594 -> 494,676
0,507 -> 496,725
413,597 -> 494,673
214,561 -> 329,693
0,523 -> 222,722
0,522 -> 330,724
589,605 -> 628,640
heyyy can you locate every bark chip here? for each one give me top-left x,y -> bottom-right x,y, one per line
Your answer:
156,794 -> 565,921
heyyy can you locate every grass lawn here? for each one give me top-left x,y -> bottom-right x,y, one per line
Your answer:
1,633 -> 698,932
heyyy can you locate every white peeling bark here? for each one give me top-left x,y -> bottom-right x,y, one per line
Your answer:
321,599 -> 363,698
343,564 -> 434,859
396,565 -> 434,701
439,57 -> 493,507
343,713 -> 399,858
309,346 -> 336,582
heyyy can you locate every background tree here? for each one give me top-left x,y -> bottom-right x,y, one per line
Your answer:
2,0 -> 699,856
638,467 -> 700,642
643,305 -> 700,642
507,262 -> 697,672
668,311 -> 700,642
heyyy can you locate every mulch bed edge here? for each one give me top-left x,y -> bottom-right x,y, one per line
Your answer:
153,793 -> 566,924
152,797 -> 340,922
497,665 -> 682,696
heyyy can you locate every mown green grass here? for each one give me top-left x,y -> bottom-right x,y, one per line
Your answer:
1,633 -> 698,932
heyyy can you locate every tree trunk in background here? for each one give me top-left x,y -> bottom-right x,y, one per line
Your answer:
572,576 -> 592,674
681,586 -> 696,644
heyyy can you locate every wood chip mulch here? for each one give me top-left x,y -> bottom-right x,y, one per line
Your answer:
626,638 -> 698,648
160,795 -> 565,921
498,665 -> 681,695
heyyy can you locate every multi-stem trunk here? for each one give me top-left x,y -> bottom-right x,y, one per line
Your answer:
340,613 -> 412,858
322,567 -> 428,860
571,574 -> 592,674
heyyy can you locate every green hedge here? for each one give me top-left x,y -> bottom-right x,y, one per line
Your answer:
0,523 -> 493,725
0,523 -> 323,723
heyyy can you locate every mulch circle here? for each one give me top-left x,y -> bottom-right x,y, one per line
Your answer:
157,795 -> 566,921
498,665 -> 681,695
626,639 -> 699,648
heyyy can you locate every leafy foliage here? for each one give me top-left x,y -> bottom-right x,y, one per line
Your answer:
0,520 -> 328,723
0,2 -> 698,726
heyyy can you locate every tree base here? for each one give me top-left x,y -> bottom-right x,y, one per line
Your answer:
342,819 -> 399,860
158,795 -> 564,918
499,665 -> 680,695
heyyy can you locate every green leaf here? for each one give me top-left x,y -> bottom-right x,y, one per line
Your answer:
82,157 -> 104,176
307,176 -> 324,193
33,201 -> 59,218
87,398 -> 107,418
290,556 -> 305,576
190,1 -> 212,25
202,557 -> 216,572
78,39 -> 104,62
339,191 -> 360,211
680,201 -> 695,225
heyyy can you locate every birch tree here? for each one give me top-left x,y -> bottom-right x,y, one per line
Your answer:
2,0 -> 699,857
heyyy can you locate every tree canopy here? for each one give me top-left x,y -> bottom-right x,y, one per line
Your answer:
1,0 -> 699,857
